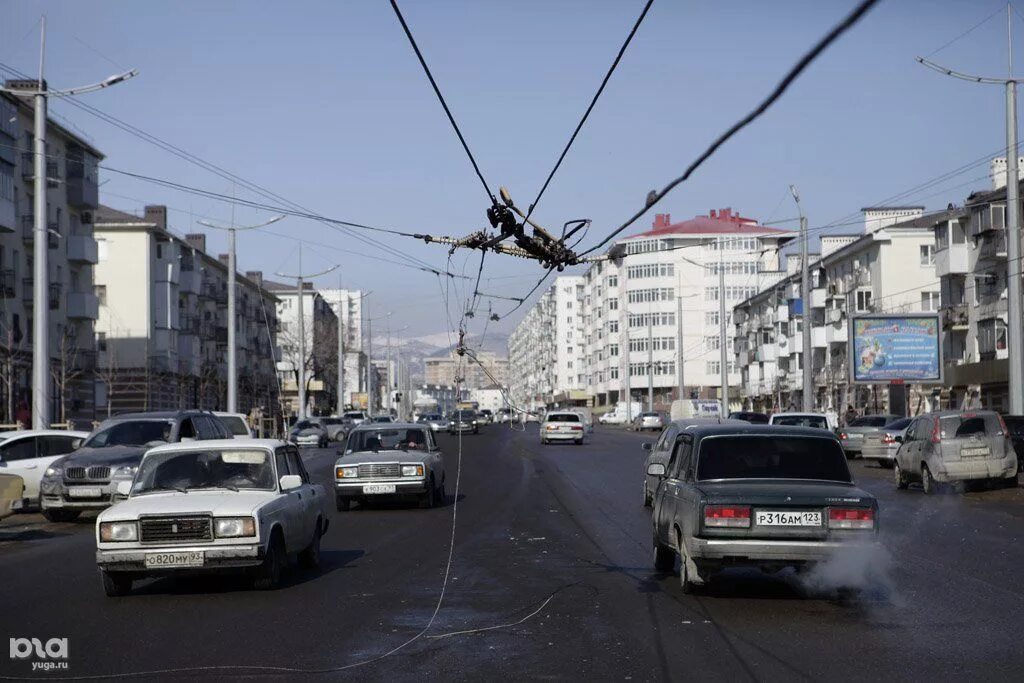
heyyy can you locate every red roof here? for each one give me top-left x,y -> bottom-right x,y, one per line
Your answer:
630,208 -> 790,238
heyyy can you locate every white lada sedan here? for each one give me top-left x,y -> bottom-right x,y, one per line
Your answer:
95,439 -> 330,597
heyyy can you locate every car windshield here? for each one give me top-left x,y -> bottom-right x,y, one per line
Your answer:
547,413 -> 580,422
452,411 -> 476,420
347,428 -> 429,452
730,412 -> 769,424
773,415 -> 829,429
697,435 -> 852,482
938,413 -> 1002,439
372,416 -> 392,423
293,421 -> 319,430
641,412 -> 660,418
343,412 -> 365,419
132,448 -> 275,494
884,417 -> 912,431
423,414 -> 442,421
218,416 -> 250,436
84,420 -> 174,448
849,416 -> 890,427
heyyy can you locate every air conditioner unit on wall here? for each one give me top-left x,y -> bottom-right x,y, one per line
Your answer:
827,309 -> 842,324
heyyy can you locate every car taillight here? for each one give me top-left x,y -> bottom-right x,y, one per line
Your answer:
828,507 -> 874,530
704,504 -> 751,528
571,425 -> 583,431
838,432 -> 848,440
930,417 -> 941,444
881,433 -> 894,444
997,413 -> 1009,438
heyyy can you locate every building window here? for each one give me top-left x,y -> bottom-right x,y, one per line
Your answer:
608,320 -> 619,333
978,318 -> 1007,359
607,275 -> 618,287
919,244 -> 934,266
97,332 -> 107,352
920,291 -> 939,312
608,344 -> 619,356
608,298 -> 618,310
610,366 -> 619,379
95,285 -> 107,306
705,287 -> 719,301
855,290 -> 872,312
705,336 -> 720,351
705,311 -> 719,326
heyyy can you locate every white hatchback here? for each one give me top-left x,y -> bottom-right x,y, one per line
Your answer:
0,430 -> 89,510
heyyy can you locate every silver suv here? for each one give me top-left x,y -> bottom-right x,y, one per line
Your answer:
894,410 -> 1018,493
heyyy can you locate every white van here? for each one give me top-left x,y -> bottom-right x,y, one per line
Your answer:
669,399 -> 722,421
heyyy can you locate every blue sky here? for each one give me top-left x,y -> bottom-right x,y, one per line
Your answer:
2,0 -> 1020,340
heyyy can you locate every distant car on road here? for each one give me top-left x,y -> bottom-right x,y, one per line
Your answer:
214,412 -> 253,438
540,411 -> 586,445
289,419 -> 329,448
0,430 -> 88,511
727,411 -> 769,424
343,411 -> 368,426
478,409 -> 494,424
320,417 -> 351,443
632,412 -> 667,432
837,414 -> 899,457
894,410 -> 1018,493
417,413 -> 447,432
495,408 -> 512,423
94,439 -> 329,596
40,411 -> 232,523
335,423 -> 446,510
448,410 -> 480,434
769,412 -> 833,431
860,417 -> 912,468
649,424 -> 879,592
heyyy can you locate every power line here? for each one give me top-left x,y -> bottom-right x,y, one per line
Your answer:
580,0 -> 882,256
924,3 -> 1005,58
389,0 -> 495,204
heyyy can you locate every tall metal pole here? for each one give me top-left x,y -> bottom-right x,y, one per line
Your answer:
336,280 -> 344,414
1006,79 -> 1024,413
646,310 -> 654,411
31,20 -> 48,429
718,249 -> 729,411
791,185 -> 813,412
386,323 -> 393,414
676,273 -> 685,401
227,227 -> 237,413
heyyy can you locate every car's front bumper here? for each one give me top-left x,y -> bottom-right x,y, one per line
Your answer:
931,455 -> 1018,482
688,537 -> 880,564
293,435 -> 323,447
40,479 -> 126,511
448,423 -> 477,432
96,543 -> 263,572
334,478 -> 428,497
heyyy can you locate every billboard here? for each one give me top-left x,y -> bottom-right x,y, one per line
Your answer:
850,314 -> 941,383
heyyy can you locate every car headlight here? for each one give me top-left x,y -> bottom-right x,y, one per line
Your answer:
44,465 -> 63,479
99,521 -> 138,542
336,466 -> 359,479
113,465 -> 138,478
402,465 -> 424,477
214,517 -> 256,538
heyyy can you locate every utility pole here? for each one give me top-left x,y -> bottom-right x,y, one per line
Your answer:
198,213 -> 283,414
386,322 -> 392,414
676,272 -> 685,400
718,244 -> 729,411
791,185 -> 813,412
0,20 -> 136,429
336,279 -> 344,414
647,309 -> 654,411
275,252 -> 337,421
917,7 -> 1024,413
366,316 -> 373,413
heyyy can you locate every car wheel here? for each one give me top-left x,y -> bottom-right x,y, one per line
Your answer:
100,570 -> 132,598
336,497 -> 351,512
893,462 -> 909,490
419,476 -> 437,509
43,508 -> 81,523
298,520 -> 322,570
643,483 -> 652,508
253,532 -> 285,590
653,537 -> 674,572
921,464 -> 936,495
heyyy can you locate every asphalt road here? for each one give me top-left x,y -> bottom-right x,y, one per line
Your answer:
1,425 -> 1022,681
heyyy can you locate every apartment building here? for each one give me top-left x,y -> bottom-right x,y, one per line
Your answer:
318,288 -> 369,409
424,349 -> 509,390
580,209 -> 791,411
93,205 -> 280,416
732,206 -> 941,413
0,91 -> 102,425
262,279 -> 338,417
507,276 -> 585,411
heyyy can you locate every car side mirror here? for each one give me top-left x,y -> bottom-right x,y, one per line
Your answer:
647,463 -> 666,477
116,481 -> 132,497
279,474 -> 302,491
641,442 -> 653,451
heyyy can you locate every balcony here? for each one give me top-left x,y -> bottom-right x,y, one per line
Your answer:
67,235 -> 98,264
977,231 -> 1007,263
66,291 -> 98,319
65,171 -> 98,209
48,283 -> 61,310
784,333 -> 801,355
71,350 -> 97,373
180,270 -> 202,295
776,303 -> 789,322
21,216 -> 59,248
935,244 -> 968,277
812,326 -> 827,348
825,322 -> 848,345
941,303 -> 969,330
0,269 -> 13,298
46,160 -> 60,188
810,287 -> 827,309
20,152 -> 33,180
756,344 -> 778,362
0,196 -> 13,233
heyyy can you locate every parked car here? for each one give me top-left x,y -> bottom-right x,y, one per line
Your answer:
0,430 -> 89,511
642,418 -> 748,507
94,439 -> 329,596
1001,415 -> 1024,472
335,423 -> 446,510
860,417 -> 913,468
40,411 -> 233,523
894,410 -> 1018,493
649,424 -> 878,592
495,409 -> 513,424
769,412 -> 833,431
837,414 -> 899,457
214,412 -> 253,438
289,419 -> 329,448
727,411 -> 769,424
0,474 -> 24,522
540,411 -> 586,445
448,410 -> 480,434
632,412 -> 667,432
478,409 -> 494,424
343,411 -> 368,426
418,413 -> 447,433
320,417 -> 351,443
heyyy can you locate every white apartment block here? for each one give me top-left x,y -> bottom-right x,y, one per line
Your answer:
263,280 -> 338,417
732,206 -> 942,413
580,209 -> 790,410
319,288 -> 369,410
0,91 -> 103,425
424,349 -> 509,390
507,276 -> 585,411
93,205 -> 280,416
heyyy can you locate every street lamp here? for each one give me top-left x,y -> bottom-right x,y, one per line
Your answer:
197,213 -> 284,413
790,185 -> 813,412
0,18 -> 137,428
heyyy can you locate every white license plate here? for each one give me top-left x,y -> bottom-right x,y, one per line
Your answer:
67,487 -> 103,498
961,446 -> 990,457
144,551 -> 204,568
363,483 -> 396,495
755,510 -> 822,527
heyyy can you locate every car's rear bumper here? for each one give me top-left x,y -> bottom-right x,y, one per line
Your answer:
931,456 -> 1017,482
96,543 -> 263,572
861,446 -> 897,462
688,537 -> 879,563
543,431 -> 582,441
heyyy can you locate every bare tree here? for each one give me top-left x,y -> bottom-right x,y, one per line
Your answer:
94,329 -> 143,418
50,326 -> 88,424
0,318 -> 25,424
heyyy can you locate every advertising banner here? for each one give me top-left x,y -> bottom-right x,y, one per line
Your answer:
851,315 -> 941,383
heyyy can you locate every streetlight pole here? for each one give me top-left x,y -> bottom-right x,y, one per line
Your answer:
275,255 -> 338,421
197,214 -> 283,414
0,19 -> 136,429
647,304 -> 654,412
676,272 -> 685,401
791,185 -> 814,412
718,245 -> 729,411
917,10 -> 1024,413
